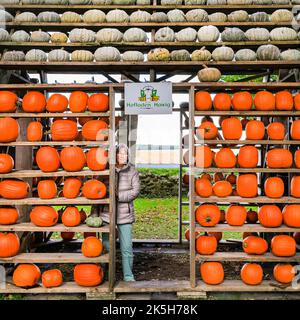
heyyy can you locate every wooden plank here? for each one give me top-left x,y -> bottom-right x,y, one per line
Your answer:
0,112 -> 109,118
0,197 -> 110,205
199,168 -> 300,173
0,222 -> 110,233
0,141 -> 109,146
0,169 -> 109,178
195,223 -> 300,233
0,253 -> 109,264
194,196 -> 300,204
0,280 -> 110,294
195,252 -> 300,262
196,140 -> 300,145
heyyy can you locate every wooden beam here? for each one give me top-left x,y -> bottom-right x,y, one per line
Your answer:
0,197 -> 110,205
194,196 -> 300,204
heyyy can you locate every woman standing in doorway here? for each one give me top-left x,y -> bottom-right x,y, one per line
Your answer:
91,143 -> 140,282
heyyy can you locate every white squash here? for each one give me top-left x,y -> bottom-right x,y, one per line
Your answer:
191,48 -> 211,61
15,12 -> 37,22
198,25 -> 220,42
151,12 -> 168,23
212,46 -> 234,61
44,0 -> 69,3
106,9 -> 129,23
280,49 -> 300,61
250,12 -> 270,22
22,0 -> 44,3
175,28 -> 197,42
252,0 -> 272,3
185,0 -> 206,3
154,27 -> 175,42
92,0 -> 112,3
69,0 -> 91,4
37,11 -> 61,22
30,30 -> 51,42
123,28 -> 147,42
94,47 -> 121,61
51,32 -> 68,43
61,12 -> 82,23
245,28 -> 270,41
130,10 -> 151,23
272,0 -> 289,3
228,10 -> 249,22
48,49 -> 70,62
227,0 -> 252,3
170,49 -> 191,61
270,9 -> 294,22
147,48 -> 170,61
270,28 -> 298,41
256,44 -> 281,60
25,49 -> 47,62
235,49 -> 257,61
198,68 -> 221,82
186,9 -> 208,22
96,28 -> 123,43
0,28 -> 11,41
11,30 -> 30,42
2,51 -> 25,61
209,13 -> 227,22
167,9 -> 186,23
161,0 -> 182,4
122,51 -> 144,61
221,28 -> 246,42
0,0 -> 19,3
69,28 -> 96,43
136,0 -> 151,4
83,10 -> 106,23
207,0 -> 226,3
71,50 -> 94,61
112,0 -> 135,3
0,10 -> 13,22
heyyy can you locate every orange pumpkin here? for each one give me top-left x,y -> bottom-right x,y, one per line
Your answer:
195,145 -> 213,168
82,120 -> 108,141
245,120 -> 265,140
74,264 -> 104,287
82,236 -> 103,257
226,173 -> 236,185
291,120 -> 300,140
30,206 -> 58,227
0,207 -> 19,225
36,146 -> 60,172
254,91 -> 275,110
82,180 -> 107,199
0,154 -> 14,173
69,91 -> 88,113
243,236 -> 268,255
241,263 -> 263,285
51,119 -> 78,141
294,93 -> 300,110
0,117 -> 19,142
195,91 -> 212,111
266,149 -> 293,168
60,146 -> 86,172
213,180 -> 232,197
22,91 -> 46,112
184,229 -> 200,241
88,93 -> 109,112
294,232 -> 300,244
42,269 -> 63,288
225,205 -> 247,226
200,262 -> 224,285
0,91 -> 18,112
37,180 -> 57,199
13,264 -> 41,287
295,150 -> 300,168
207,232 -> 222,242
232,92 -> 253,110
61,232 -> 75,241
246,209 -> 258,224
27,121 -> 43,142
275,91 -> 293,110
282,205 -> 300,227
80,209 -> 87,223
237,146 -> 258,168
215,148 -> 236,168
264,177 -> 284,198
213,172 -> 224,183
236,174 -> 257,197
258,205 -> 282,227
267,122 -> 285,140
196,235 -> 217,255
0,179 -> 29,199
271,235 -> 296,257
46,94 -> 68,112
196,121 -> 218,140
195,178 -> 213,197
0,232 -> 20,257
63,177 -> 82,199
291,176 -> 300,197
273,264 -> 295,284
62,207 -> 81,227
213,93 -> 231,110
86,148 -> 108,171
221,117 -> 242,140
195,204 -> 221,227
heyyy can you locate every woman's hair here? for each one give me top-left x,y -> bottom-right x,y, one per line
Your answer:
116,143 -> 130,163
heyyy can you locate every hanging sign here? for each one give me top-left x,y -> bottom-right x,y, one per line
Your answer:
124,82 -> 173,115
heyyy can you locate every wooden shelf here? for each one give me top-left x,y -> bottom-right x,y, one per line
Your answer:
0,61 -> 298,74
198,168 -> 300,173
0,141 -> 109,146
195,140 -> 300,145
195,110 -> 300,116
0,222 -> 110,233
0,197 -> 110,205
0,169 -> 109,178
194,196 -> 300,204
0,280 -> 110,294
0,252 -> 109,264
195,252 -> 300,262
195,223 -> 300,233
0,112 -> 109,118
